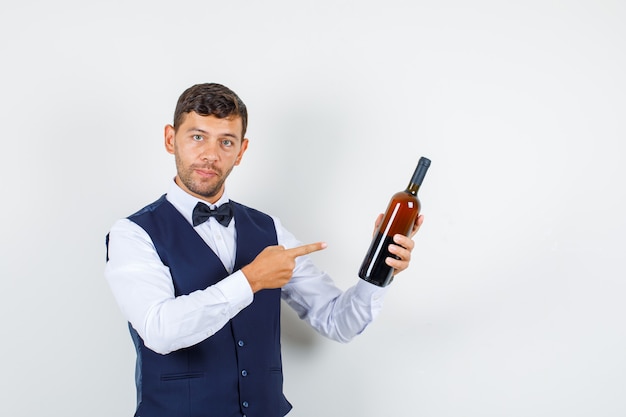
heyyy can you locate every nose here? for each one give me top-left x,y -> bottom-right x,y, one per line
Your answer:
200,139 -> 219,162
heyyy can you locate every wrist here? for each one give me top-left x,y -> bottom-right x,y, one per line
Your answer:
241,265 -> 262,293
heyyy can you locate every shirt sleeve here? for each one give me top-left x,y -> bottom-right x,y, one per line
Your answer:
276,218 -> 390,343
104,219 -> 254,355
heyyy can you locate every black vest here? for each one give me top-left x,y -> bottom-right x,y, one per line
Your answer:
126,195 -> 291,417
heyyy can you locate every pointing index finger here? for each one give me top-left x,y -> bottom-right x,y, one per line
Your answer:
286,242 -> 328,258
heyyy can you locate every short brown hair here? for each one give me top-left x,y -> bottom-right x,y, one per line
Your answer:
173,83 -> 248,136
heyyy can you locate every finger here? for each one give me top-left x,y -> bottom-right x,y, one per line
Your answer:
386,256 -> 408,275
286,242 -> 328,258
371,214 -> 384,238
391,235 -> 414,254
374,213 -> 383,229
409,214 -> 424,238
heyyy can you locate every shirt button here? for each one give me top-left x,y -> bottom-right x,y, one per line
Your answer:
241,369 -> 248,377
242,401 -> 249,408
238,340 -> 245,347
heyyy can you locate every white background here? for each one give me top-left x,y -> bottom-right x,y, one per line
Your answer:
1,1 -> 625,416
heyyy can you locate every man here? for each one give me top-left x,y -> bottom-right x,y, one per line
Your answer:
105,83 -> 423,417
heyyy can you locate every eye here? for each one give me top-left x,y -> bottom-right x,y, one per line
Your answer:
222,139 -> 233,147
192,134 -> 203,141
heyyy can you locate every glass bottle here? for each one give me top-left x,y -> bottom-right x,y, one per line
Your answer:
358,157 -> 431,287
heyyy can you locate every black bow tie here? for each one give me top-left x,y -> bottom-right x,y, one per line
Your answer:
192,202 -> 233,227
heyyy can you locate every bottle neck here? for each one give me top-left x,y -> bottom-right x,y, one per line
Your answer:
406,157 -> 431,196
406,182 -> 421,196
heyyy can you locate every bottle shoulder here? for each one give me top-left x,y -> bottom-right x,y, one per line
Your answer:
391,189 -> 419,201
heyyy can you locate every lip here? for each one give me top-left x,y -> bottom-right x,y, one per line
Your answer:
194,168 -> 219,178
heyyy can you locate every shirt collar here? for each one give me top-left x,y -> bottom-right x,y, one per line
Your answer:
166,179 -> 230,226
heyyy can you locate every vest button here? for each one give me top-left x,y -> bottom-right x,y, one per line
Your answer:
238,340 -> 245,347
241,369 -> 248,377
242,401 -> 249,408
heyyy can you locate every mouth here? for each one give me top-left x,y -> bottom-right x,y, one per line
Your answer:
193,166 -> 220,179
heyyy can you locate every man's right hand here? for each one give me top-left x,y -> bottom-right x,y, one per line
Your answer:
241,242 -> 327,293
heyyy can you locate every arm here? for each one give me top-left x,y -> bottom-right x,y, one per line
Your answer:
104,219 -> 254,354
279,214 -> 424,343
283,270 -> 389,343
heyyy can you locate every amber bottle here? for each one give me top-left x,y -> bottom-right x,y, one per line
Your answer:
358,157 -> 431,287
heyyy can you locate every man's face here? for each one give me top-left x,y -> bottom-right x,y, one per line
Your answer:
164,112 -> 248,203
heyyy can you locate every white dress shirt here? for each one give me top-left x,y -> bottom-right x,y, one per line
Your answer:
105,181 -> 389,354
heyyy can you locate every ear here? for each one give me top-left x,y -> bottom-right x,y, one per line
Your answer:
235,138 -> 249,166
164,124 -> 176,154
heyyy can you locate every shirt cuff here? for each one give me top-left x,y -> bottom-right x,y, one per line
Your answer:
214,270 -> 254,314
353,278 -> 390,305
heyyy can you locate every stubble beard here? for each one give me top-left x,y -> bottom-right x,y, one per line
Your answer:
176,155 -> 233,199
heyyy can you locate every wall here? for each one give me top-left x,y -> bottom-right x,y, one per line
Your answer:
1,1 -> 625,416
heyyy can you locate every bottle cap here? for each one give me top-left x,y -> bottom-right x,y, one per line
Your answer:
410,156 -> 431,187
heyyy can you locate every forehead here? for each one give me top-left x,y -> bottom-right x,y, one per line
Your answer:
179,112 -> 244,139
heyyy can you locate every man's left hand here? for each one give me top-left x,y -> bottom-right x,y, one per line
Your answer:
376,214 -> 424,276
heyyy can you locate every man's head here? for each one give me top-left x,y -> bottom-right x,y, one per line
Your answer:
165,83 -> 249,204
173,83 -> 248,137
